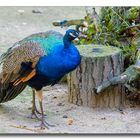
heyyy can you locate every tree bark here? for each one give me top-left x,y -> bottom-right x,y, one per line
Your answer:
67,45 -> 125,108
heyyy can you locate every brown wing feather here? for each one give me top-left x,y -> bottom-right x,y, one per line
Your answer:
0,41 -> 45,103
1,41 -> 45,83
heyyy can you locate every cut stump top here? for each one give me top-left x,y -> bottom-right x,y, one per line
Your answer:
76,44 -> 121,58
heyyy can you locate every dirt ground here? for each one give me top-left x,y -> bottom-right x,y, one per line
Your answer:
0,7 -> 140,134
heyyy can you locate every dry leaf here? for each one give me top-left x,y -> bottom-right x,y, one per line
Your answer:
67,118 -> 74,125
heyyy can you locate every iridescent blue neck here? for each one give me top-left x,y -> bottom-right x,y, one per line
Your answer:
63,36 -> 72,48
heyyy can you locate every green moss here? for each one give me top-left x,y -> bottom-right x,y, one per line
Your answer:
77,44 -> 121,58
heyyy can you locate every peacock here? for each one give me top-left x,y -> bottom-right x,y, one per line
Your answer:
0,29 -> 81,129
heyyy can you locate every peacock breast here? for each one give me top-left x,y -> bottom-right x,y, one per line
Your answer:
36,45 -> 81,80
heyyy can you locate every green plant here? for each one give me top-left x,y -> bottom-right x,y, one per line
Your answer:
77,7 -> 140,67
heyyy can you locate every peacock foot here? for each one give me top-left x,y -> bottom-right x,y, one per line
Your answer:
27,110 -> 47,119
35,119 -> 55,129
27,111 -> 41,119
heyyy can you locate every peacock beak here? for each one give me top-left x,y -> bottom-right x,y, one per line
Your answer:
78,32 -> 87,39
74,32 -> 87,41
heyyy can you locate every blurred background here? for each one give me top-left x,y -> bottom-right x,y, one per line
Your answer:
0,7 -> 87,53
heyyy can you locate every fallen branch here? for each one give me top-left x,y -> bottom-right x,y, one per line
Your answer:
9,124 -> 44,132
52,19 -> 85,27
95,65 -> 140,94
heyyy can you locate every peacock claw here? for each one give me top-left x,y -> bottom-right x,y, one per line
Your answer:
35,120 -> 55,129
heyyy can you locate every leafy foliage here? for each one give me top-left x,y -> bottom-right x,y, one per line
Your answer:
77,7 -> 140,67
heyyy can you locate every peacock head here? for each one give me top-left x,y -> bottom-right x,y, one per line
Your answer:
64,29 -> 79,41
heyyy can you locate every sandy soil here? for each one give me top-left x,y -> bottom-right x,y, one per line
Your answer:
0,7 -> 140,134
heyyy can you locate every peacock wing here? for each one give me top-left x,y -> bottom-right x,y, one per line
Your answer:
0,41 -> 46,103
1,40 -> 46,83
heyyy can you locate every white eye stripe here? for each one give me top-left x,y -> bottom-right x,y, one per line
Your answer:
69,32 -> 77,38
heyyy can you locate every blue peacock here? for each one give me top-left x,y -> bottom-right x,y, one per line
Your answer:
0,29 -> 81,129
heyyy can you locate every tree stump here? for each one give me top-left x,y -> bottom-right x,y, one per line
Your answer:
67,45 -> 125,108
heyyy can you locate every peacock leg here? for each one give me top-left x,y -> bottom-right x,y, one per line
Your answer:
36,90 -> 55,129
32,89 -> 42,115
28,89 -> 41,119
